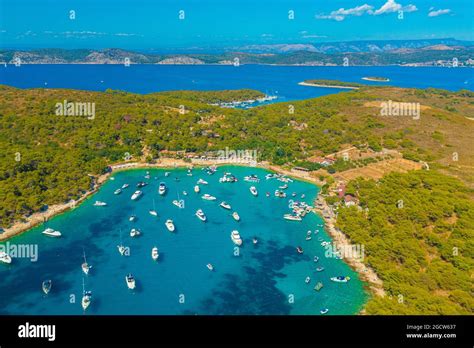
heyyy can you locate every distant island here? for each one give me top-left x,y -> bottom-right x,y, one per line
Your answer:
361,77 -> 390,82
299,79 -> 365,89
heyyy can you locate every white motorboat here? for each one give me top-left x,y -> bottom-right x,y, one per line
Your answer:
195,209 -> 207,222
305,276 -> 311,284
125,274 -> 136,290
158,182 -> 167,195
194,185 -> 200,193
252,238 -> 258,245
149,199 -> 158,216
283,214 -> 302,221
151,247 -> 159,261
182,191 -> 188,196
232,212 -> 240,221
42,280 -> 52,295
244,174 -> 260,183
197,179 -> 208,185
320,308 -> 329,315
330,276 -> 351,283
219,201 -> 231,210
314,256 -> 319,263
250,186 -> 258,196
164,172 -> 170,177
165,219 -> 175,232
129,215 -> 137,222
207,263 -> 214,271
202,194 -> 216,201
42,228 -> 61,237
130,228 -> 141,237
121,183 -> 129,189
230,230 -> 242,246
82,250 -> 92,275
131,190 -> 142,201
93,201 -> 107,206
114,188 -> 122,195
0,251 -> 12,264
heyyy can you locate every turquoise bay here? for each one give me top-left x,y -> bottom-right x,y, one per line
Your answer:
0,166 -> 367,315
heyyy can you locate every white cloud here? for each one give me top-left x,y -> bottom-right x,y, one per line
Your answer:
316,1 -> 417,21
428,9 -> 451,17
373,0 -> 417,15
316,4 -> 374,21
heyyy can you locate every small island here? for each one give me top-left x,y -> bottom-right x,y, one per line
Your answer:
298,79 -> 364,90
361,76 -> 390,82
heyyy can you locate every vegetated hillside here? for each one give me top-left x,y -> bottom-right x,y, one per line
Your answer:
0,84 -> 472,227
337,171 -> 473,314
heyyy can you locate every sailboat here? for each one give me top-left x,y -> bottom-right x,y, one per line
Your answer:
81,249 -> 92,275
149,199 -> 158,216
117,229 -> 127,256
172,190 -> 185,209
81,278 -> 92,311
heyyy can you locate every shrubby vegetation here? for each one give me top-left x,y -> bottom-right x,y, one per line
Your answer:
337,171 -> 474,314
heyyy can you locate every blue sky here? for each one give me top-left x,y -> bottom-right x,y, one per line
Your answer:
0,0 -> 472,50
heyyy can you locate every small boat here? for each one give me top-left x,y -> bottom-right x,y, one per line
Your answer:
82,250 -> 92,275
125,274 -> 136,290
172,199 -> 185,208
187,169 -> 193,176
0,251 -> 12,264
130,228 -> 141,237
231,230 -> 242,246
279,184 -> 288,190
197,178 -> 208,185
194,185 -> 200,193
314,282 -> 324,291
144,173 -> 151,180
207,263 -> 214,271
296,246 -> 304,254
42,280 -> 52,295
316,267 -> 325,272
151,247 -> 159,261
265,192 -> 270,197
250,186 -> 258,196
149,210 -> 158,217
244,174 -> 259,183
81,278 -> 92,311
121,184 -> 129,189
252,238 -> 258,245
283,214 -> 302,221
220,201 -> 231,210
305,276 -> 311,284
117,245 -> 127,255
314,256 -> 319,263
164,172 -> 170,177
114,188 -> 122,195
129,215 -> 137,222
182,191 -> 188,196
136,181 -> 147,188
158,182 -> 167,195
291,192 -> 296,197
131,190 -> 142,200
301,194 -> 305,199
195,209 -> 207,222
330,276 -> 351,283
232,212 -> 240,221
202,194 -> 216,201
274,190 -> 286,198
42,228 -> 61,237
320,308 -> 329,315
306,236 -> 312,241
93,201 -> 107,207
165,219 -> 175,232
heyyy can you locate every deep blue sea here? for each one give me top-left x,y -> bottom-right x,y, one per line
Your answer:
0,166 -> 367,315
0,65 -> 472,103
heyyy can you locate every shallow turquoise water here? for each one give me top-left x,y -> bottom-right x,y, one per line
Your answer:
0,166 -> 367,315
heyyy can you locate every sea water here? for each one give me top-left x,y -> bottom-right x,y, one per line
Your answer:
0,166 -> 367,315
